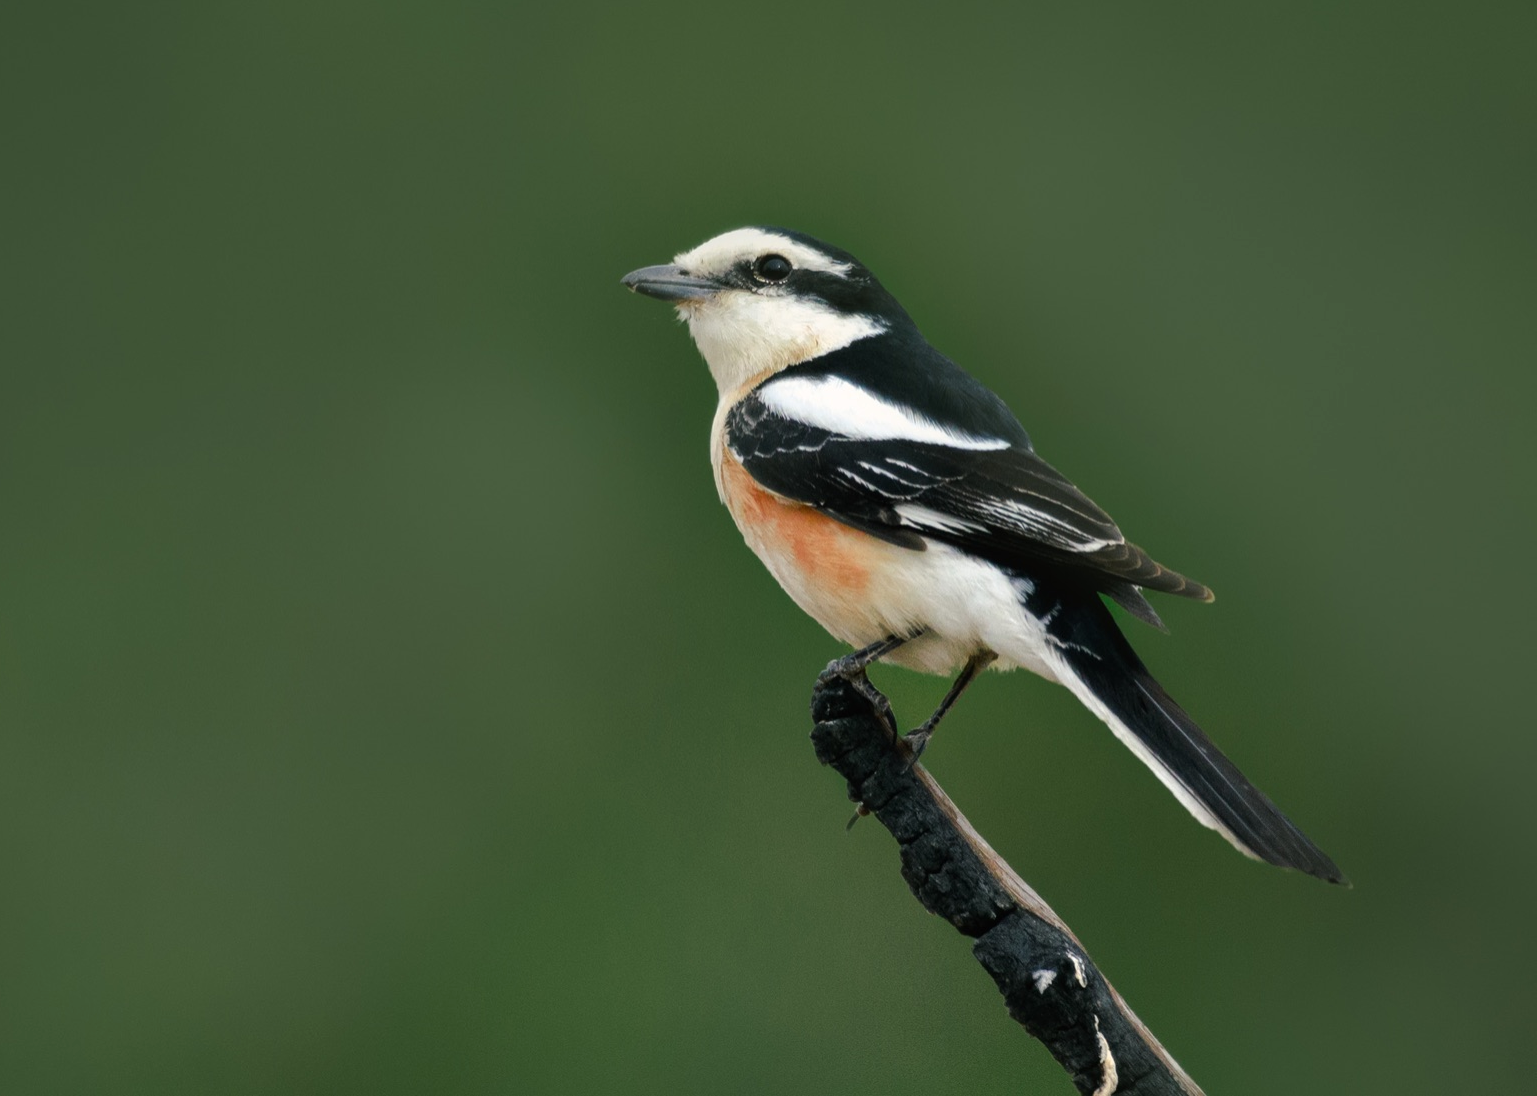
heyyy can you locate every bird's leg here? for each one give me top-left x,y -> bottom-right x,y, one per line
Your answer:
817,630 -> 925,737
904,649 -> 997,763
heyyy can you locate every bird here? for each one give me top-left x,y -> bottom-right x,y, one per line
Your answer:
621,226 -> 1344,884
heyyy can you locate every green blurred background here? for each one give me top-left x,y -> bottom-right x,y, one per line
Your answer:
3,2 -> 1533,1093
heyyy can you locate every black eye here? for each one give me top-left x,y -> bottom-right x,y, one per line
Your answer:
753,254 -> 793,282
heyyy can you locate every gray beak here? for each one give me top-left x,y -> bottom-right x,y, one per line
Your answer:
620,264 -> 720,302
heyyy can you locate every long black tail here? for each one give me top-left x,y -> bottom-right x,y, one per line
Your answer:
1037,586 -> 1346,884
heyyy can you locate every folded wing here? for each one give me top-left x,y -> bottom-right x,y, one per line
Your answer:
725,382 -> 1213,621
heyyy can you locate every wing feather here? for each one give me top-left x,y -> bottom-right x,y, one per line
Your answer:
725,387 -> 1213,604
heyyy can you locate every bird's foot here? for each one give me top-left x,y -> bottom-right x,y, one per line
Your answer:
816,632 -> 922,739
818,662 -> 898,738
901,725 -> 935,770
900,649 -> 997,770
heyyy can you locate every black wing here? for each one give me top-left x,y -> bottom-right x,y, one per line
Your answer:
725,386 -> 1213,620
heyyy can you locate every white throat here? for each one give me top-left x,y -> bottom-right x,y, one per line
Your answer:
678,292 -> 886,398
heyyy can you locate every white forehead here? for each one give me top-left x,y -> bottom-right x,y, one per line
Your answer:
674,228 -> 853,279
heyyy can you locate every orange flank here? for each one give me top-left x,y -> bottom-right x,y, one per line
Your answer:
719,451 -> 874,596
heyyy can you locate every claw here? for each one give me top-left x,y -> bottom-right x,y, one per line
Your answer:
816,632 -> 920,738
851,672 -> 898,737
902,727 -> 933,770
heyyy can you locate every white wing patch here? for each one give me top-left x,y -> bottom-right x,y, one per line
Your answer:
894,504 -> 988,535
759,375 -> 1011,451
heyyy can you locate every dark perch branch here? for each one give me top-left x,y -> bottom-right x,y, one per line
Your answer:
810,675 -> 1205,1096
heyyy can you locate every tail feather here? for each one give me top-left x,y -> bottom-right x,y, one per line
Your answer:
1034,586 -> 1346,884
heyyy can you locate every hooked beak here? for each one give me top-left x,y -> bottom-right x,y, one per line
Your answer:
620,264 -> 720,303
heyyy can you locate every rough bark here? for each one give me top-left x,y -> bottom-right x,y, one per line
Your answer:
811,674 -> 1205,1096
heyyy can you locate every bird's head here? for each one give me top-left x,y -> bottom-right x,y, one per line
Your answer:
622,227 -> 909,396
